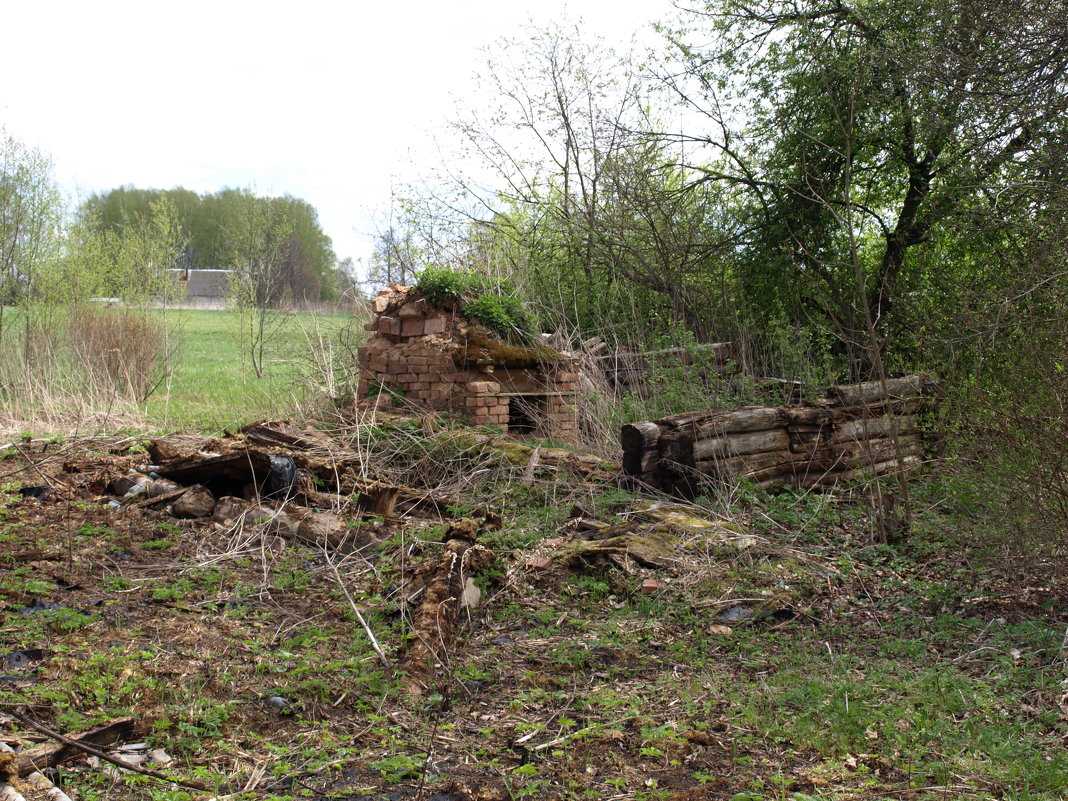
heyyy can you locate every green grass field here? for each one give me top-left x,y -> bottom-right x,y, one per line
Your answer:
0,305 -> 364,435
146,308 -> 360,431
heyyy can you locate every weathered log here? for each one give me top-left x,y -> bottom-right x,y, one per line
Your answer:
795,434 -> 922,467
239,420 -> 332,451
831,396 -> 926,420
621,421 -> 662,476
825,375 -> 925,406
788,415 -> 918,451
654,431 -> 697,496
780,404 -> 837,427
657,405 -> 783,433
658,430 -> 695,468
695,449 -> 799,478
708,461 -> 804,484
690,407 -> 786,438
14,718 -> 135,776
693,428 -> 790,461
153,447 -> 273,488
401,519 -> 494,697
832,415 -> 918,444
799,455 -> 923,488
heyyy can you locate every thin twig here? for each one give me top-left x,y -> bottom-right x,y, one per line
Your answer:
3,707 -> 212,793
325,547 -> 393,673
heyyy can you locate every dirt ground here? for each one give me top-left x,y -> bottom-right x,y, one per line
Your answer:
1,425 -> 1066,801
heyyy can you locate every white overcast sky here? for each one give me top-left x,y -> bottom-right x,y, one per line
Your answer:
0,0 -> 675,273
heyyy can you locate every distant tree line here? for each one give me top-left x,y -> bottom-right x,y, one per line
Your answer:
79,186 -> 345,303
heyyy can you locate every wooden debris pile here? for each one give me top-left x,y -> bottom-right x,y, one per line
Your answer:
84,420 -> 452,525
623,375 -> 939,495
400,518 -> 495,698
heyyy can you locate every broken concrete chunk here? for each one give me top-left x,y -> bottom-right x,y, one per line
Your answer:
460,576 -> 481,609
260,510 -> 301,538
146,479 -> 181,497
172,485 -> 216,518
110,471 -> 144,496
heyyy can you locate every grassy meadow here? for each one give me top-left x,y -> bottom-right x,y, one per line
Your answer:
0,304 -> 1065,800
0,305 -> 365,436
146,308 -> 359,431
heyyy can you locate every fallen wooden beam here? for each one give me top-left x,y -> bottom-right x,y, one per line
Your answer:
15,717 -> 136,777
401,519 -> 495,698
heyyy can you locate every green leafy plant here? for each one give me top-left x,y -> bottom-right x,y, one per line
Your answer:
414,265 -> 493,306
463,294 -> 536,340
414,266 -> 536,343
370,753 -> 424,784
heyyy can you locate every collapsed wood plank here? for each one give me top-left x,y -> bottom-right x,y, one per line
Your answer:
401,519 -> 495,698
14,718 -> 135,777
696,449 -> 800,480
5,710 -> 208,793
621,421 -> 662,479
693,428 -> 791,461
825,375 -> 927,406
1,742 -> 73,801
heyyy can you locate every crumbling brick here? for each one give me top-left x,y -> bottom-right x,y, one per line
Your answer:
401,319 -> 424,338
397,299 -> 426,318
423,317 -> 447,335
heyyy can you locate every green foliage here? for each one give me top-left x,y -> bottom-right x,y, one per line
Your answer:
370,753 -> 424,783
0,129 -> 64,311
79,186 -> 339,302
413,264 -> 492,306
59,197 -> 184,308
463,293 -> 535,340
415,266 -> 536,342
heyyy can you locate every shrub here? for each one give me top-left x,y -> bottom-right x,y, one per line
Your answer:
68,307 -> 176,402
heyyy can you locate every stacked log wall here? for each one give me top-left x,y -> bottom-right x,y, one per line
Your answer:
622,375 -> 938,494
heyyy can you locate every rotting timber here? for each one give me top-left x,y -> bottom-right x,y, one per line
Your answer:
623,374 -> 940,495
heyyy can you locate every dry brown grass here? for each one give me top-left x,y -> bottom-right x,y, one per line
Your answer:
0,305 -> 176,436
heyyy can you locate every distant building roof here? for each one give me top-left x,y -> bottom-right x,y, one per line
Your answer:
167,268 -> 231,299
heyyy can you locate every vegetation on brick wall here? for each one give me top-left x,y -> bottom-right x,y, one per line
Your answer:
415,266 -> 536,343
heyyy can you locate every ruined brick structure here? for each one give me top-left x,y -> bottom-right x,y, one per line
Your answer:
357,285 -> 580,440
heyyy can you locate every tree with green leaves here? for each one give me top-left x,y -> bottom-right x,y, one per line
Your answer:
227,192 -> 295,378
0,130 -> 64,336
79,187 -> 338,303
664,0 -> 1068,372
